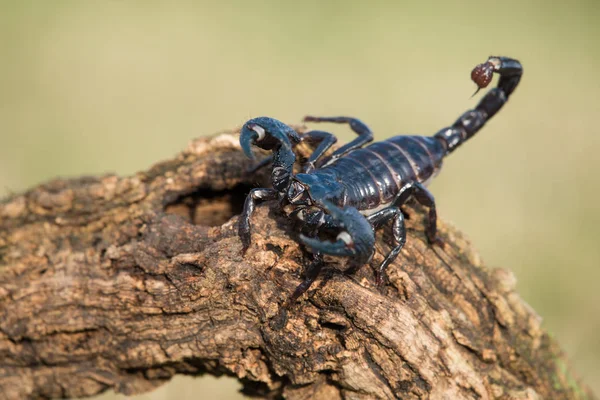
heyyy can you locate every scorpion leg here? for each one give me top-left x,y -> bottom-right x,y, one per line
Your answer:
394,182 -> 441,246
303,116 -> 373,166
300,130 -> 337,173
288,252 -> 324,304
239,188 -> 278,255
367,207 -> 407,285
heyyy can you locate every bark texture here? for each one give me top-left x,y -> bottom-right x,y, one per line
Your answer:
0,127 -> 595,400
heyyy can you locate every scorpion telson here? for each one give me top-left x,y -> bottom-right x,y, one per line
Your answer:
239,56 -> 523,304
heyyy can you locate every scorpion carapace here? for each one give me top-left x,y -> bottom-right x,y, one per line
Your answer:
239,56 -> 523,303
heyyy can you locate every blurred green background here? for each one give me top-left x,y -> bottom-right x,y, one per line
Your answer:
1,1 -> 598,398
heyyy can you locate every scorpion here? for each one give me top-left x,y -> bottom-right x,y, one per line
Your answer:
238,56 -> 522,303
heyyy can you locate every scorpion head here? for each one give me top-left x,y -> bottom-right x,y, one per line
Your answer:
287,179 -> 311,206
288,173 -> 345,207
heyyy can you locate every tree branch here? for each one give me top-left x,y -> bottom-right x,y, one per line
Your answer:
0,127 -> 594,399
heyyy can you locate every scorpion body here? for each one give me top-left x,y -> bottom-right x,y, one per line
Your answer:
239,56 -> 523,303
308,135 -> 446,211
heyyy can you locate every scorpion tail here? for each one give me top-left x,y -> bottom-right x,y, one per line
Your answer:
299,201 -> 375,266
434,56 -> 523,155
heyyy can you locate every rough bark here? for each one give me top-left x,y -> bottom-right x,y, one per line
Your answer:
0,127 -> 595,400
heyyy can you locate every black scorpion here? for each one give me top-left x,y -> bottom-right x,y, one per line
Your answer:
239,56 -> 522,303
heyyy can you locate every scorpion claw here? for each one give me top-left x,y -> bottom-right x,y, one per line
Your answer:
299,234 -> 356,257
300,201 -> 375,265
240,130 -> 258,160
239,225 -> 252,256
240,122 -> 268,160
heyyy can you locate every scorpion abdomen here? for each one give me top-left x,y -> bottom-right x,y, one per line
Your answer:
384,135 -> 446,185
320,135 -> 446,211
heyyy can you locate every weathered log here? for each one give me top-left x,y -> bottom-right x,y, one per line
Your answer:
0,127 -> 594,399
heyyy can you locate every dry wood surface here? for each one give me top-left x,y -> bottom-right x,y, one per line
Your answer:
0,127 -> 594,399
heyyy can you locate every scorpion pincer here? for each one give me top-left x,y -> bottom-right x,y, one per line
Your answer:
238,56 -> 522,303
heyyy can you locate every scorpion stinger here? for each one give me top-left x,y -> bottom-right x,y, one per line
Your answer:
238,56 -> 523,304
434,56 -> 523,154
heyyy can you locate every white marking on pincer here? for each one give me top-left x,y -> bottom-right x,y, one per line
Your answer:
251,125 -> 266,141
337,231 -> 354,246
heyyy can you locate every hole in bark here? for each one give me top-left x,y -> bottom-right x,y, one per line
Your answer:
240,379 -> 282,397
164,184 -> 253,227
265,243 -> 283,256
320,321 -> 347,331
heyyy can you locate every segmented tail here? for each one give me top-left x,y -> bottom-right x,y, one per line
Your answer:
434,56 -> 523,154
